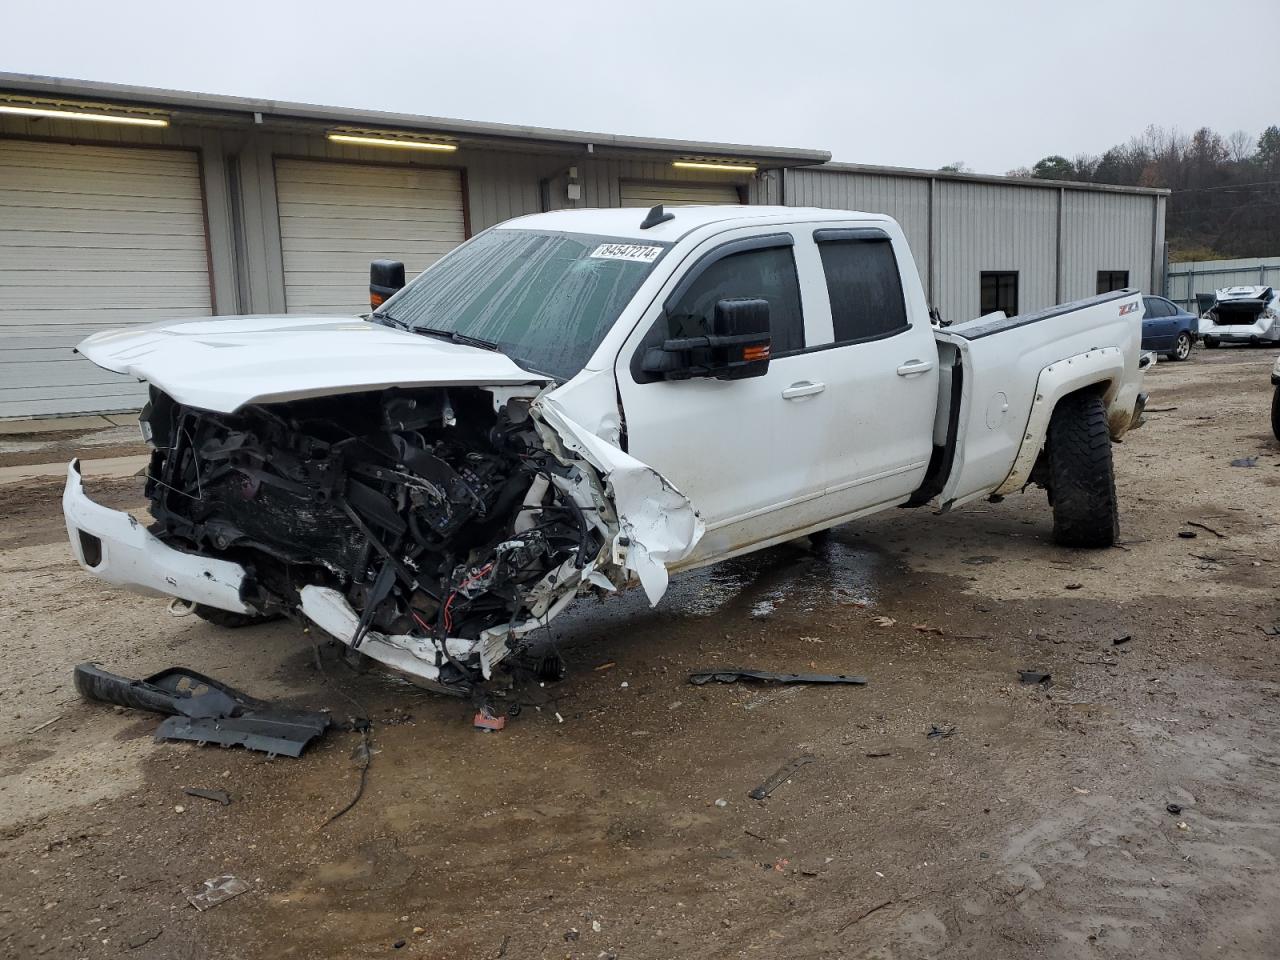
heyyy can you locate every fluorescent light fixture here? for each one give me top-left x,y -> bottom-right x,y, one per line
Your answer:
0,103 -> 169,127
328,132 -> 457,152
672,160 -> 758,173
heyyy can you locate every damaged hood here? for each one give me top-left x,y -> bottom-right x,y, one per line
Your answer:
76,315 -> 550,413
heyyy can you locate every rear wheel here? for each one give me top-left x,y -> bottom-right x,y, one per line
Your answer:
1168,332 -> 1192,361
192,604 -> 277,629
1204,336 -> 1220,349
1272,386 -> 1280,442
1046,391 -> 1119,548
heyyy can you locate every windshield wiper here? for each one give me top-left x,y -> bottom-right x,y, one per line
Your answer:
413,326 -> 500,351
370,311 -> 410,331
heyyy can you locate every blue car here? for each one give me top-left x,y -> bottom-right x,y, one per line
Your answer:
1141,295 -> 1198,361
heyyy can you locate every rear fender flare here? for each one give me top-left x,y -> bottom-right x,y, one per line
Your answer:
995,347 -> 1126,496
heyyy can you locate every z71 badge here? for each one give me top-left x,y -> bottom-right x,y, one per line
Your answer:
1119,301 -> 1140,316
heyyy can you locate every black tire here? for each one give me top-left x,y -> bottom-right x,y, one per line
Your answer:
192,603 -> 276,629
1047,391 -> 1119,548
1168,331 -> 1192,361
1272,386 -> 1280,443
1204,336 -> 1219,349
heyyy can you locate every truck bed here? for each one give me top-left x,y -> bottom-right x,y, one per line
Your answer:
923,289 -> 1145,510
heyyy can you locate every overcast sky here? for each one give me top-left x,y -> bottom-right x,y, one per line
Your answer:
2,0 -> 1273,174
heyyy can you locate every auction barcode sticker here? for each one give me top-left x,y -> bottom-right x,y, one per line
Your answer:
590,243 -> 663,263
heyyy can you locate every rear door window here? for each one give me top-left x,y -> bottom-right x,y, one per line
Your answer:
814,233 -> 909,343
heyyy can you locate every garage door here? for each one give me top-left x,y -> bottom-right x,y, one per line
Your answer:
620,181 -> 743,207
0,140 -> 212,419
275,159 -> 467,315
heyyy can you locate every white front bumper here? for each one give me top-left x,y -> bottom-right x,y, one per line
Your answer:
62,459 -> 256,614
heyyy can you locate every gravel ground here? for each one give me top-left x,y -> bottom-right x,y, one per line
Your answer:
1,345 -> 1279,960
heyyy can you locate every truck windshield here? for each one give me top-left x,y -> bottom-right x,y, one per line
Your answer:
375,229 -> 670,380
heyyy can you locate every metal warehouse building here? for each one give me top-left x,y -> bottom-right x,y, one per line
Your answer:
0,73 -> 1167,419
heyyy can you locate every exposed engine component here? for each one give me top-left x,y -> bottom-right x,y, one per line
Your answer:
141,385 -> 605,692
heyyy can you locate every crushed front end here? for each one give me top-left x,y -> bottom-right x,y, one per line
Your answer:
65,383 -> 695,694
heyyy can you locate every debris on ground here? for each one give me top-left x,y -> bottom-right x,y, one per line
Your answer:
322,720 -> 373,827
872,616 -> 897,627
183,787 -> 232,806
188,875 -> 249,911
1018,670 -> 1053,686
1178,530 -> 1198,539
26,715 -> 60,734
74,663 -> 330,758
926,724 -> 956,739
473,705 -> 507,732
1166,803 -> 1183,815
749,755 -> 816,800
1260,625 -> 1280,637
1113,635 -> 1132,646
535,653 -> 566,682
1229,457 -> 1258,468
1065,583 -> 1083,590
865,750 -> 892,758
688,669 -> 867,686
1187,521 -> 1225,538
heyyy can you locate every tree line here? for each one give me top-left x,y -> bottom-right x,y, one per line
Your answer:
968,125 -> 1279,262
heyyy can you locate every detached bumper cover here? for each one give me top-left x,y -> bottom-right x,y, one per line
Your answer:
62,459 -> 255,614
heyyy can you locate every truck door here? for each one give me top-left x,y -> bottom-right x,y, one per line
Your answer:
614,229 -> 835,565
797,226 -> 938,515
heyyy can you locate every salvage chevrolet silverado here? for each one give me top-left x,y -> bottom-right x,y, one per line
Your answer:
64,206 -> 1148,693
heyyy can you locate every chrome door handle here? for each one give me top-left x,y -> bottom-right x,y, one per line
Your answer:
782,380 -> 826,400
896,359 -> 935,376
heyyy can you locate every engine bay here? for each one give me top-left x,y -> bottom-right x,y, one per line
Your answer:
140,385 -> 608,693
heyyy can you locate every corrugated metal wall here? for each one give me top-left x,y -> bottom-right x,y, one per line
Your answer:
1166,257 -> 1280,312
782,167 -> 1163,323
1060,190 -> 1154,299
785,168 -> 932,288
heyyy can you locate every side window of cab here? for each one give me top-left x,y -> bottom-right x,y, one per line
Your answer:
665,246 -> 805,353
813,228 -> 910,345
631,236 -> 804,383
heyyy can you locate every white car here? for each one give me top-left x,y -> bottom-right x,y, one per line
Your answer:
64,206 -> 1148,692
1200,285 -> 1280,347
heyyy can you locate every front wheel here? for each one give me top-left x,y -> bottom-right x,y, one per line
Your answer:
1046,392 -> 1119,548
1168,332 -> 1192,361
1204,336 -> 1219,349
1272,386 -> 1280,442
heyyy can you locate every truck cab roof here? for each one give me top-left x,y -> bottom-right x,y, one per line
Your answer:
497,205 -> 895,242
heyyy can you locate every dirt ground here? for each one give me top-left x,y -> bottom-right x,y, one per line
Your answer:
2,346 -> 1280,960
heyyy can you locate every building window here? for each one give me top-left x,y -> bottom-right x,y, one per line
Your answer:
1097,270 -> 1129,294
980,272 -> 1018,317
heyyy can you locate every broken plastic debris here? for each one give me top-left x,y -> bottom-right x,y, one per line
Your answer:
749,755 -> 816,800
473,707 -> 507,732
188,875 -> 249,911
689,668 -> 867,686
183,787 -> 231,806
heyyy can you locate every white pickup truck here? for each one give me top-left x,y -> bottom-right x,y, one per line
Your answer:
64,205 -> 1148,692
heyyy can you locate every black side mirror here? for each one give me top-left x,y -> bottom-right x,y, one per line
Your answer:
370,259 -> 405,310
641,298 -> 772,381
